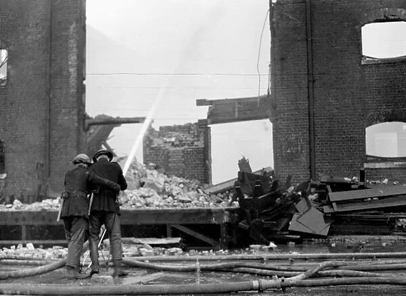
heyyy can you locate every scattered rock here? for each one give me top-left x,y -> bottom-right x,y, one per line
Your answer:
90,274 -> 114,285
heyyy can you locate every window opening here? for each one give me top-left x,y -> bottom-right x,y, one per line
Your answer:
366,122 -> 406,160
0,49 -> 7,86
362,21 -> 406,62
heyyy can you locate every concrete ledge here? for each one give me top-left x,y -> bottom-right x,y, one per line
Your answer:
364,162 -> 406,169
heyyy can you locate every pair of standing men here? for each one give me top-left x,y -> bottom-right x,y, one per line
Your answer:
60,149 -> 128,279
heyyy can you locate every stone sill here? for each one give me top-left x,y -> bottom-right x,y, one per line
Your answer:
364,162 -> 406,169
361,56 -> 406,65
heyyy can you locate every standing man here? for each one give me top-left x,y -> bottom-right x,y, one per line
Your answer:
61,153 -> 121,279
88,149 -> 128,277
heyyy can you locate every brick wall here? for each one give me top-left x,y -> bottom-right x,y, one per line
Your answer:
143,123 -> 212,185
0,0 -> 86,200
270,0 -> 406,183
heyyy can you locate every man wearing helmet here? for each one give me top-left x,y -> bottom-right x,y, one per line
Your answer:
88,149 -> 128,277
60,153 -> 121,279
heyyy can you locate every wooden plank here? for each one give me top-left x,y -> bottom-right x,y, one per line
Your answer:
170,224 -> 219,247
322,205 -> 334,213
219,223 -> 228,249
196,95 -> 270,125
330,224 -> 391,235
289,213 -> 330,236
120,208 -> 234,225
121,237 -> 181,245
328,185 -> 406,202
0,211 -> 62,225
166,225 -> 172,237
332,195 -> 406,212
122,272 -> 166,285
294,208 -> 330,235
336,213 -> 406,219
1,238 -> 181,247
0,240 -> 67,245
21,225 -> 27,240
0,208 -> 237,226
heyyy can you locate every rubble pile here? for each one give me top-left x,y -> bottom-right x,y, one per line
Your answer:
232,166 -> 406,245
0,241 -> 234,263
0,158 -> 237,210
1,240 -> 281,262
0,198 -> 59,211
118,158 -> 236,209
0,243 -> 67,260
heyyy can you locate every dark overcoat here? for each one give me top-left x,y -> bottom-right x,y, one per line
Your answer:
89,159 -> 127,214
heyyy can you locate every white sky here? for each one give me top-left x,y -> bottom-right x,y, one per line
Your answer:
362,21 -> 406,58
85,0 -> 272,184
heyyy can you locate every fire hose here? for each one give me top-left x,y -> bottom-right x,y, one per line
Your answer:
0,277 -> 406,295
121,258 -> 403,277
2,257 -> 405,277
133,251 -> 406,261
0,242 -> 89,280
1,250 -> 406,278
1,259 -> 406,295
0,256 -> 405,295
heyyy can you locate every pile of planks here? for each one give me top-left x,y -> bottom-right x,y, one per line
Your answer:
206,160 -> 406,242
313,172 -> 406,236
235,169 -> 406,240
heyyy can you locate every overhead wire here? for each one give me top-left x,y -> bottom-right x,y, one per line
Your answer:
87,72 -> 269,76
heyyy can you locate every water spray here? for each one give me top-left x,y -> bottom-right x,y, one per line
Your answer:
122,87 -> 167,176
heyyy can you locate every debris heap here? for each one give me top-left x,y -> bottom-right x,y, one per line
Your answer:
119,157 -> 236,209
233,167 -> 406,245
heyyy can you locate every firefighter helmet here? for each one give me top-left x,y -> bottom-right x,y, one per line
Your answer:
72,153 -> 91,165
92,149 -> 113,163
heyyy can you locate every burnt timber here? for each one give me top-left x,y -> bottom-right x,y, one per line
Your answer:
196,94 -> 270,126
85,114 -> 146,157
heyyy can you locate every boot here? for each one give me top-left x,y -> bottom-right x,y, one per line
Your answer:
89,240 -> 100,276
112,259 -> 128,277
66,266 -> 90,280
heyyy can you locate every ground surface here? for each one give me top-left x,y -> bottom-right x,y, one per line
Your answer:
1,237 -> 406,295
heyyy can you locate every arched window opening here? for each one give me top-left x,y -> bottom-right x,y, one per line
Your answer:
362,21 -> 406,62
366,122 -> 406,159
0,49 -> 7,86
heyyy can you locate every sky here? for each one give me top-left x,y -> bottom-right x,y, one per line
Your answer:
362,21 -> 406,58
85,0 -> 273,184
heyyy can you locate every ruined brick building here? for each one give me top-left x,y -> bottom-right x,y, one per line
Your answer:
143,123 -> 212,185
0,0 -> 86,200
2,0 -> 406,201
270,0 -> 406,183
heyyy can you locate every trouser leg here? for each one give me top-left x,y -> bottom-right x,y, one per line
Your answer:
89,213 -> 102,273
105,213 -> 122,260
89,239 -> 99,273
63,218 -> 72,242
66,217 -> 88,271
105,213 -> 127,277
